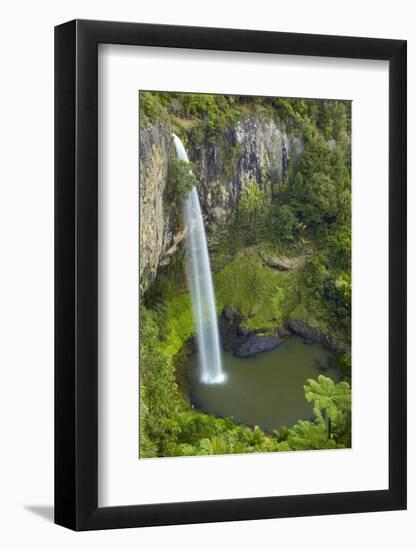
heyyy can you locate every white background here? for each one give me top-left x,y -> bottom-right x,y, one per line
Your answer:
0,0 -> 415,548
99,46 -> 389,506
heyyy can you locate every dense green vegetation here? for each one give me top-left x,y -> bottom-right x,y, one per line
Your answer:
140,92 -> 351,458
214,248 -> 299,329
140,91 -> 351,145
140,302 -> 351,457
171,158 -> 198,201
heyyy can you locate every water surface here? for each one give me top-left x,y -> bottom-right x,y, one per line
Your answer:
190,336 -> 344,432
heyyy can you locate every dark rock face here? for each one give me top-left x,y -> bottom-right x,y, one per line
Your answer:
139,117 -> 304,288
184,335 -> 197,355
223,306 -> 239,321
191,117 -> 304,229
219,309 -> 248,352
218,309 -> 345,360
287,319 -> 323,343
238,325 -> 250,337
287,319 -> 345,353
235,334 -> 281,358
278,326 -> 292,338
139,122 -> 180,291
220,307 -> 284,358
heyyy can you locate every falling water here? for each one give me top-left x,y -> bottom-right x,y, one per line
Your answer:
172,134 -> 226,384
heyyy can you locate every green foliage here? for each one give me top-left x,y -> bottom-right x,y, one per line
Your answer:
272,204 -> 298,242
141,348 -> 352,456
287,419 -> 337,450
304,375 -> 351,423
324,225 -> 351,273
337,351 -> 352,378
140,91 -> 351,145
273,133 -> 352,332
304,375 -> 351,447
289,138 -> 347,228
164,411 -> 292,456
301,252 -> 351,334
140,91 -> 169,126
171,158 -> 198,200
214,249 -> 298,329
141,264 -> 352,457
287,375 -> 351,450
145,274 -> 196,363
182,94 -> 240,138
317,100 -> 351,141
269,98 -> 310,133
139,92 -> 352,458
140,91 -> 241,138
140,306 -> 183,456
233,181 -> 271,245
141,259 -> 352,458
220,119 -> 352,313
140,92 -> 350,151
160,291 -> 195,361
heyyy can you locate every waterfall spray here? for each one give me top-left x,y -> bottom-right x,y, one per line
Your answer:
172,134 -> 226,384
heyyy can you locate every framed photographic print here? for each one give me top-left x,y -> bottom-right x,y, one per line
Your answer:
55,20 -> 407,530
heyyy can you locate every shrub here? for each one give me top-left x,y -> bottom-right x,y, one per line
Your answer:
171,158 -> 198,200
272,204 -> 298,242
233,181 -> 271,245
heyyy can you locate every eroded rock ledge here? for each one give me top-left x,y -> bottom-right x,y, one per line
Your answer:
287,319 -> 346,353
259,250 -> 310,271
220,307 -> 345,358
220,307 -> 281,358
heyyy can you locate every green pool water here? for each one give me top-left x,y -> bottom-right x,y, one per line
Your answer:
190,335 -> 344,432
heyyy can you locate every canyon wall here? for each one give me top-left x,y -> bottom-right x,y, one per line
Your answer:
139,116 -> 304,290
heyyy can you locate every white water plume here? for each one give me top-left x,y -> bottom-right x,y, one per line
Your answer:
172,134 -> 226,384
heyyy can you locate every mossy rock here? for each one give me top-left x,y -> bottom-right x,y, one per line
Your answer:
214,248 -> 299,330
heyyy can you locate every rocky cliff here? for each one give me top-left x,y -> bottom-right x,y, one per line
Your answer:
139,122 -> 179,291
139,116 -> 304,290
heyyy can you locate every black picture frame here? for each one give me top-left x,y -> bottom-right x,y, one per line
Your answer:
55,19 -> 407,531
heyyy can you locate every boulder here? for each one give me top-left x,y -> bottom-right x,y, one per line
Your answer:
223,306 -> 239,321
235,334 -> 281,358
287,318 -> 345,353
259,251 -> 307,271
287,319 -> 323,343
220,308 -> 281,357
278,325 -> 292,338
219,309 -> 248,352
238,325 -> 250,337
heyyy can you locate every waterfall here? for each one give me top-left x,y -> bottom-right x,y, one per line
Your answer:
172,134 -> 226,384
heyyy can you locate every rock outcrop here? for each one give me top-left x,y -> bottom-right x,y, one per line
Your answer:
259,250 -> 308,271
139,123 -> 178,291
219,307 -> 346,357
191,117 -> 304,228
287,319 -> 345,353
220,307 -> 284,358
219,307 -> 249,352
235,334 -> 281,358
139,116 -> 304,288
